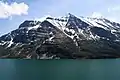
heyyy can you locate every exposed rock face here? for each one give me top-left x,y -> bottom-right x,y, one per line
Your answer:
0,13 -> 120,59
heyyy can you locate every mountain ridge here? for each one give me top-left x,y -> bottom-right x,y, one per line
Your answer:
0,13 -> 120,59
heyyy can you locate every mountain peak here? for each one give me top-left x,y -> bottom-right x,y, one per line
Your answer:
19,20 -> 40,28
68,13 -> 75,17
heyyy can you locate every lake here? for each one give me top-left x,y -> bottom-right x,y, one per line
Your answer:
0,59 -> 120,80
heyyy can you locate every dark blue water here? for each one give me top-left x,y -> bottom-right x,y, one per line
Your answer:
0,59 -> 120,80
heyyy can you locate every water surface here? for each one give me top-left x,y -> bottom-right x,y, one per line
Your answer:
0,59 -> 120,80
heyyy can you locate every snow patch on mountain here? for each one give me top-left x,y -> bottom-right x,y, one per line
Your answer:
35,15 -> 52,22
28,24 -> 41,30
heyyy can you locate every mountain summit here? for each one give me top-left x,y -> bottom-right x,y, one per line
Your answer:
0,13 -> 120,59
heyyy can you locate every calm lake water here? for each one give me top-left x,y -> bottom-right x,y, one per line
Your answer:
0,59 -> 120,80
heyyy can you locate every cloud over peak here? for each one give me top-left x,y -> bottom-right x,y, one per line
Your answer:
0,1 -> 29,19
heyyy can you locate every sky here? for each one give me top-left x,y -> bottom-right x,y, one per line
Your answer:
0,0 -> 120,36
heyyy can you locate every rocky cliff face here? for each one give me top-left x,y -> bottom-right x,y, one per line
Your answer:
0,13 -> 120,59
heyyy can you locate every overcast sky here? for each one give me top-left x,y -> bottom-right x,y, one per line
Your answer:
0,0 -> 120,35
